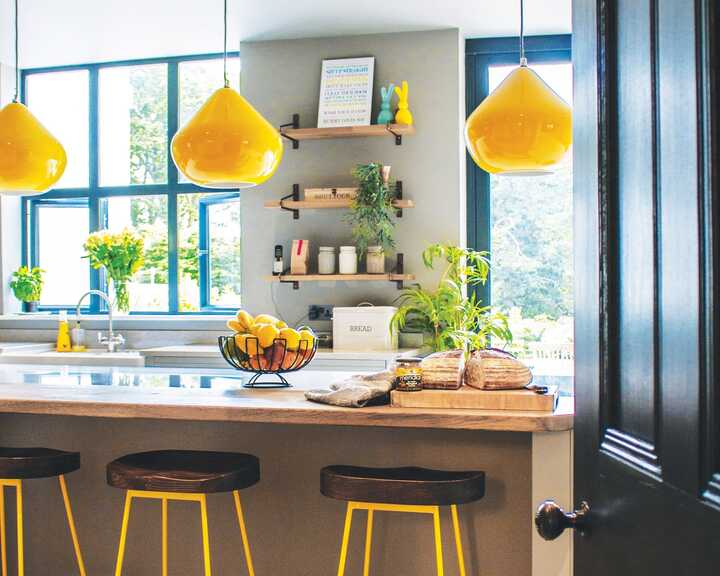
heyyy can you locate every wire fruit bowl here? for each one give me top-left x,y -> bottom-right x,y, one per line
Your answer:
218,332 -> 318,388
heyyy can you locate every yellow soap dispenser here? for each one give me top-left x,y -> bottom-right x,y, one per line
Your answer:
56,310 -> 72,352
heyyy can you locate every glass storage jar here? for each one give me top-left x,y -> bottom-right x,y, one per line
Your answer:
318,246 -> 336,274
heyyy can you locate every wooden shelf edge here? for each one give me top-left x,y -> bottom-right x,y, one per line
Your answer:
265,274 -> 415,282
264,199 -> 415,210
280,123 -> 415,141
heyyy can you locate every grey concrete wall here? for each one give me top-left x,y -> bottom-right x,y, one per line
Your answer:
0,415 -> 530,575
240,29 -> 465,325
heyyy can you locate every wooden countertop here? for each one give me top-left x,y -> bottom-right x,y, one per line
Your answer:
0,367 -> 573,432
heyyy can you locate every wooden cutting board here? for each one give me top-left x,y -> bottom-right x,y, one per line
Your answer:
390,385 -> 559,412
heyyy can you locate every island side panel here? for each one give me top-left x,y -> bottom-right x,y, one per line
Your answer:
0,414 -> 531,576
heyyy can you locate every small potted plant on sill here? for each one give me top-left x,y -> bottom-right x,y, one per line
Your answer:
83,228 -> 144,314
10,266 -> 44,313
346,163 -> 397,273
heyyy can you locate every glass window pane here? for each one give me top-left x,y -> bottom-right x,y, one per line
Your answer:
488,62 -> 573,382
26,70 -> 89,189
178,58 -> 240,183
105,195 -> 168,312
99,65 -> 168,186
177,193 -> 241,310
208,199 -> 241,307
178,193 -> 202,311
37,204 -> 90,305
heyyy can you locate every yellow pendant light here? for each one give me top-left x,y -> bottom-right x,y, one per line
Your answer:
0,0 -> 67,195
464,0 -> 572,175
171,0 -> 283,188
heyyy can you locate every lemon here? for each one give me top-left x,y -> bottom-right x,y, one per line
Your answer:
250,322 -> 271,337
298,329 -> 315,350
279,327 -> 301,350
234,333 -> 263,356
257,324 -> 280,349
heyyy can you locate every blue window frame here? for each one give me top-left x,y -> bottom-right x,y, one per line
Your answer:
20,52 -> 241,315
465,35 -> 571,305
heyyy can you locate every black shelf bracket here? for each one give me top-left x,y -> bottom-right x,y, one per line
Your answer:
280,184 -> 300,219
395,253 -> 405,290
280,113 -> 300,149
278,273 -> 300,290
395,181 -> 403,218
386,123 -> 404,146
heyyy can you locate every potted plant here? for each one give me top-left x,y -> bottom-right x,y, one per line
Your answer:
10,266 -> 44,313
346,163 -> 396,273
390,243 -> 513,353
83,229 -> 144,313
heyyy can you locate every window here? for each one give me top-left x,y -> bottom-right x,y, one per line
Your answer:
21,54 -> 241,314
466,36 -> 573,384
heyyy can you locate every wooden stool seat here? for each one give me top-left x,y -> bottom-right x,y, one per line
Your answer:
321,465 -> 485,506
0,447 -> 80,479
107,450 -> 260,494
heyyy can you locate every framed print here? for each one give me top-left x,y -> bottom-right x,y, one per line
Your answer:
317,57 -> 375,128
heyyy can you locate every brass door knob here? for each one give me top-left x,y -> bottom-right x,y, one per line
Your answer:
535,500 -> 590,540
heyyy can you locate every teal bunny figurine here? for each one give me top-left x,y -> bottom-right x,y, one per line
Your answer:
394,81 -> 413,125
376,83 -> 395,125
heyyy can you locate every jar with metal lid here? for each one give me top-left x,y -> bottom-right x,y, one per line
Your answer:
318,246 -> 336,274
394,357 -> 423,391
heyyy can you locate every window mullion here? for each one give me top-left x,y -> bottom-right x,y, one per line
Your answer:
167,62 -> 179,313
88,66 -> 103,314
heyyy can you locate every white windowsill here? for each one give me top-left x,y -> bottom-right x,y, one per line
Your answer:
0,314 -> 233,332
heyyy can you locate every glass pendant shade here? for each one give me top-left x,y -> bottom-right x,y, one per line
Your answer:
171,86 -> 283,188
465,66 -> 572,175
0,102 -> 67,194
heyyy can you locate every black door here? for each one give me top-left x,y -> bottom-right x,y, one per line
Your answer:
536,0 -> 720,573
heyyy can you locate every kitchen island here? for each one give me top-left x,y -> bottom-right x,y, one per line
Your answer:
0,365 -> 573,575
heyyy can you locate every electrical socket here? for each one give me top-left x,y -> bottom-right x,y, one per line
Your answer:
308,305 -> 334,321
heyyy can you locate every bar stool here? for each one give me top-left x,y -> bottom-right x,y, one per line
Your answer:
107,450 -> 259,576
0,447 -> 86,576
321,465 -> 486,576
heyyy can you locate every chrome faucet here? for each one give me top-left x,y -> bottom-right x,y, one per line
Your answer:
76,290 -> 125,353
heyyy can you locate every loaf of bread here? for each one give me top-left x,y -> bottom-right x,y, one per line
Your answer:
464,348 -> 532,390
420,350 -> 465,390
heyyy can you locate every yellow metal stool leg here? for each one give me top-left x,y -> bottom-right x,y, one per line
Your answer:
162,498 -> 168,576
58,475 -> 87,576
199,495 -> 212,576
432,506 -> 444,576
450,505 -> 466,576
0,484 -> 6,576
337,502 -> 354,576
232,491 -> 255,576
15,482 -> 23,576
362,508 -> 373,576
114,491 -> 134,576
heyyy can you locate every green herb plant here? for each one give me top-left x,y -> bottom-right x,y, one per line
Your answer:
390,243 -> 512,353
84,229 -> 145,313
346,163 -> 396,255
10,266 -> 44,303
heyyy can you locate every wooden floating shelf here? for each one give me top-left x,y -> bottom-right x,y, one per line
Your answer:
279,114 -> 415,147
264,199 -> 415,210
266,273 -> 415,290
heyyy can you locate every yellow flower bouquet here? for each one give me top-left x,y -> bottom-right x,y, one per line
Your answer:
84,229 -> 144,313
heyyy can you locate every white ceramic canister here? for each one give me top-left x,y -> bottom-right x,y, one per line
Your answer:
339,246 -> 358,274
318,246 -> 336,274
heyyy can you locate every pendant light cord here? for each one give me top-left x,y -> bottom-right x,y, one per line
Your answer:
519,0 -> 527,66
13,0 -> 19,102
222,0 -> 230,88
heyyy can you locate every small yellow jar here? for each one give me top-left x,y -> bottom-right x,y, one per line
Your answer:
395,357 -> 423,391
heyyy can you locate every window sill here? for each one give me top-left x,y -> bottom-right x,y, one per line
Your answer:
0,314 -> 233,332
